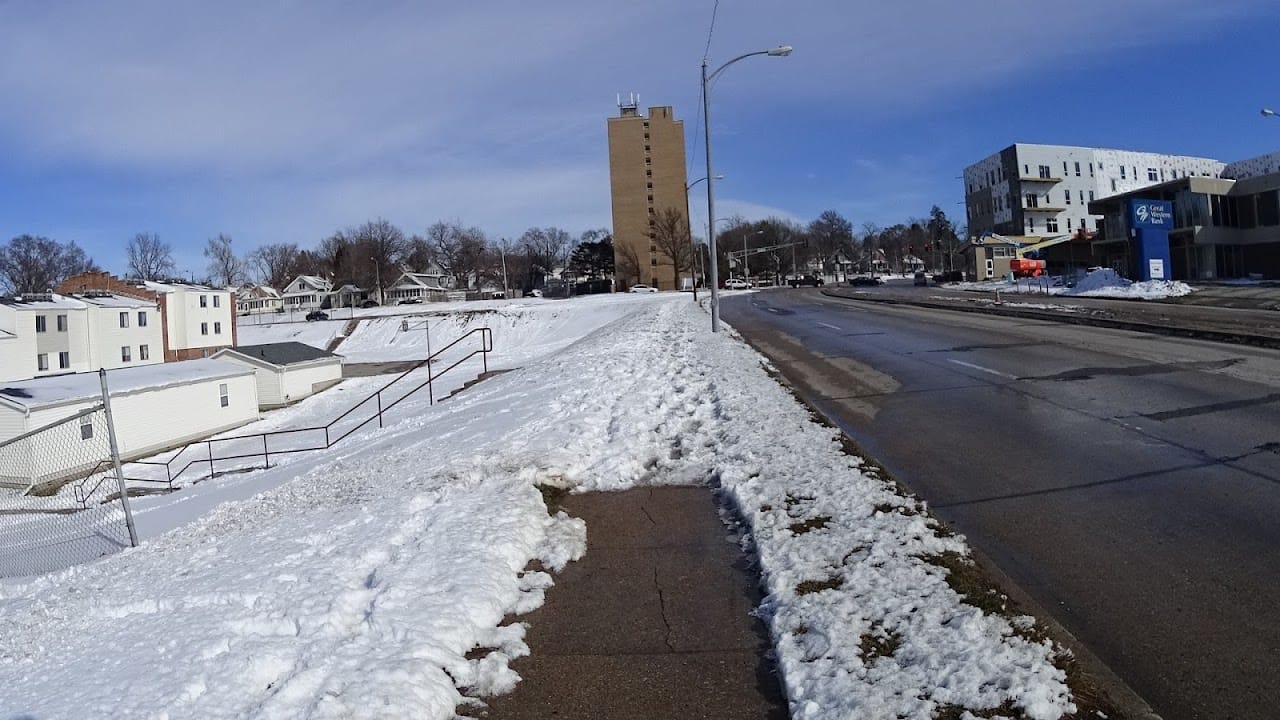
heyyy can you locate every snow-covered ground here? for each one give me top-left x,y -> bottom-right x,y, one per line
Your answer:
951,267 -> 1195,300
0,293 -> 1076,719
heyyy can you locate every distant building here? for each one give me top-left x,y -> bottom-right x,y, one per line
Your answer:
236,284 -> 283,316
385,271 -> 448,304
281,275 -> 332,313
212,342 -> 343,409
963,144 -> 1225,240
607,100 -> 691,291
57,272 -> 237,362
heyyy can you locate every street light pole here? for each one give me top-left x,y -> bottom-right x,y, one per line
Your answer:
371,258 -> 382,305
702,44 -> 792,332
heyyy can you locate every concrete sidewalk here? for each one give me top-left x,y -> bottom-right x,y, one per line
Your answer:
478,486 -> 788,719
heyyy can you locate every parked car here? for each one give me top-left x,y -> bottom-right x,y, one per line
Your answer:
628,284 -> 658,293
360,299 -> 379,308
788,275 -> 825,288
724,278 -> 751,290
397,298 -> 421,305
305,310 -> 329,321
913,271 -> 928,286
931,270 -> 966,284
847,276 -> 884,287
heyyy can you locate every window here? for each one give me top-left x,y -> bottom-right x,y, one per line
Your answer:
1089,162 -> 1094,177
1074,162 -> 1081,176
200,295 -> 208,308
1046,217 -> 1059,232
993,246 -> 1012,257
1067,218 -> 1073,230
1065,190 -> 1072,205
59,351 -> 70,369
37,353 -> 48,371
1079,190 -> 1085,204
214,321 -> 222,334
201,322 -> 209,335
138,311 -> 147,327
1038,165 -> 1051,179
80,416 -> 94,441
1111,179 -> 1118,192
1063,161 -> 1069,174
650,258 -> 657,266
644,145 -> 650,152
57,314 -> 67,332
140,344 -> 150,361
35,315 -> 47,333
1120,166 -> 1127,179
1147,168 -> 1158,182
1089,191 -> 1095,202
1026,218 -> 1035,232
1023,164 -> 1029,175
119,311 -> 129,328
121,346 -> 131,362
1025,193 -> 1039,208
219,383 -> 229,408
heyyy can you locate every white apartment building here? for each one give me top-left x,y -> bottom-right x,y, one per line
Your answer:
964,143 -> 1225,239
0,292 -> 164,382
142,281 -> 237,361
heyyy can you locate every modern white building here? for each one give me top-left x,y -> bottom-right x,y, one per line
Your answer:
142,281 -> 238,361
964,144 -> 1225,239
0,292 -> 164,382
212,342 -> 343,409
0,359 -> 259,490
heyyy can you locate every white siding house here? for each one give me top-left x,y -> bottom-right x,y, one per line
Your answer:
0,359 -> 259,489
212,342 -> 343,409
143,281 -> 237,360
282,276 -> 332,313
236,285 -> 283,316
0,294 -> 91,381
385,272 -> 449,304
78,294 -> 164,371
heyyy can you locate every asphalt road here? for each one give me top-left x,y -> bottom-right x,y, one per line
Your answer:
720,288 -> 1280,720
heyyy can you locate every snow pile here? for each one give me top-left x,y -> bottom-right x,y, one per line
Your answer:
0,293 -> 1074,719
1062,268 -> 1194,299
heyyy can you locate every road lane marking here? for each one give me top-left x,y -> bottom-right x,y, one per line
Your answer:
815,321 -> 842,331
947,359 -> 1019,380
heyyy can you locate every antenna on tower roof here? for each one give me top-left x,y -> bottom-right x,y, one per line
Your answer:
617,91 -> 639,117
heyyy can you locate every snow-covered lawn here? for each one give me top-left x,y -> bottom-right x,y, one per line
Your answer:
0,293 -> 1077,719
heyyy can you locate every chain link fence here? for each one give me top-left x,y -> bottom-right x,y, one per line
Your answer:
0,382 -> 137,578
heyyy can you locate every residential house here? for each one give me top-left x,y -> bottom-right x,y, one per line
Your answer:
281,275 -> 332,313
236,285 -> 283,316
385,271 -> 449,304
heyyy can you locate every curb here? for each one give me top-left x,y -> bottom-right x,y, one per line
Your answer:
819,288 -> 1280,350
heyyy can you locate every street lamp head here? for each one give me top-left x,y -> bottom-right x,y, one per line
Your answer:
767,45 -> 793,56
1263,108 -> 1277,118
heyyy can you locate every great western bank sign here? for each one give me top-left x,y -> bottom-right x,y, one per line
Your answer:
1127,199 -> 1174,280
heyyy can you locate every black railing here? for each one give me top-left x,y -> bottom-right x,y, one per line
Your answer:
109,327 -> 493,493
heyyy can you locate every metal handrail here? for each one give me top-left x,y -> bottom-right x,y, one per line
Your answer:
119,327 -> 493,488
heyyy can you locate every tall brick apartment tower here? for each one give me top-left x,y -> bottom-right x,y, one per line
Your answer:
607,98 -> 691,291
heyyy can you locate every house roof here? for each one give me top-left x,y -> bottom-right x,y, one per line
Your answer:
285,276 -> 332,294
0,358 -> 255,413
238,285 -> 281,299
0,293 -> 86,310
391,272 -> 448,290
75,293 -> 155,309
215,342 -> 341,367
142,281 -> 222,293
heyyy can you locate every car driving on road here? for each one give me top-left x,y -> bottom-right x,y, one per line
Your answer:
628,284 -> 658,293
788,275 -> 824,287
724,278 -> 751,290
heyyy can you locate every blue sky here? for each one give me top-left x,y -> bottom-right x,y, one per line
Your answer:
2,1 -> 1278,278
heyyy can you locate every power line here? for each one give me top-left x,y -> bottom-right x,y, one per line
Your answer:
702,0 -> 720,62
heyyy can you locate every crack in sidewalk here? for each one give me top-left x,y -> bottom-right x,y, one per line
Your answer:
653,566 -> 675,652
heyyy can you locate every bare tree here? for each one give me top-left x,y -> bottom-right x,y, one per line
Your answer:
0,235 -> 99,294
353,218 -> 407,301
614,238 -> 641,287
651,208 -> 693,289
127,232 -> 175,280
249,242 -> 302,289
518,226 -> 575,285
404,234 -> 437,273
204,233 -> 246,287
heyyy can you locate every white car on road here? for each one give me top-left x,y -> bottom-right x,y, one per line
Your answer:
628,284 -> 658,293
724,278 -> 751,290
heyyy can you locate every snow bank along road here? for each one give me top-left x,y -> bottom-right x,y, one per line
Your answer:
3,294 -> 1086,719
